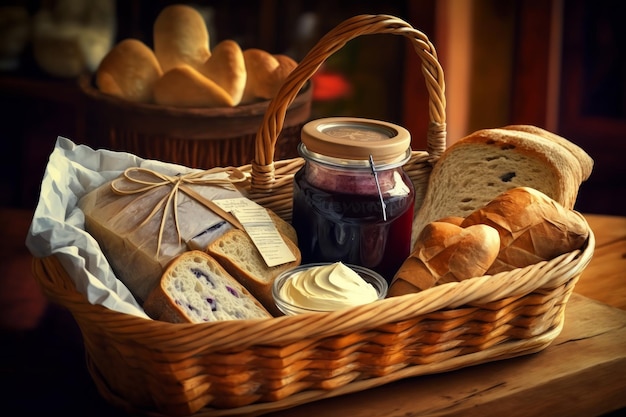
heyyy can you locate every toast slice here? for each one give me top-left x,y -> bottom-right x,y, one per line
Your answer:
502,124 -> 593,182
206,229 -> 301,315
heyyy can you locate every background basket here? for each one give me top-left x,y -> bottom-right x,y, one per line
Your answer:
32,14 -> 594,417
79,74 -> 313,169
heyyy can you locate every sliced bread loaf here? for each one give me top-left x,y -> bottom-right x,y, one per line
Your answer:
411,126 -> 592,247
206,229 -> 301,316
143,250 -> 271,323
502,124 -> 593,182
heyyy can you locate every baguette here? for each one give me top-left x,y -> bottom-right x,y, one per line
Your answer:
411,126 -> 592,246
143,250 -> 272,323
461,187 -> 589,274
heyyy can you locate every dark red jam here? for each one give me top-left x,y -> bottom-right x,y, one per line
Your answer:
292,164 -> 414,283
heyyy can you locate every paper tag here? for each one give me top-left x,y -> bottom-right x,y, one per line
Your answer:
214,198 -> 296,267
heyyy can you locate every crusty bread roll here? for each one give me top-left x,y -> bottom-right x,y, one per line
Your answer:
143,250 -> 271,323
200,39 -> 246,106
96,38 -> 162,103
412,126 -> 593,246
206,229 -> 301,316
153,4 -> 210,73
461,187 -> 589,274
240,49 -> 297,103
389,221 -> 500,296
415,222 -> 501,283
388,255 -> 438,296
392,186 -> 589,297
153,64 -> 233,108
240,48 -> 279,103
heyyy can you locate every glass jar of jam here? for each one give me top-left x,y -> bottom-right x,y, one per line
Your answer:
292,117 -> 415,283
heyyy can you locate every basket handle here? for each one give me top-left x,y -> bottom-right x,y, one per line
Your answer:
251,14 -> 446,191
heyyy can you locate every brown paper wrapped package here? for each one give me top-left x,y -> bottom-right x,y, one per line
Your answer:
78,167 -> 245,304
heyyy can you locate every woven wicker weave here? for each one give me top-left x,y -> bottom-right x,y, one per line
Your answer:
79,75 -> 312,169
32,14 -> 595,417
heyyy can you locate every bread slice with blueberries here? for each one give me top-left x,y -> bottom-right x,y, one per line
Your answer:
143,250 -> 271,323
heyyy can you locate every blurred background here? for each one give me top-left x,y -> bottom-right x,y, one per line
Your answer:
0,0 -> 624,216
0,1 -> 624,415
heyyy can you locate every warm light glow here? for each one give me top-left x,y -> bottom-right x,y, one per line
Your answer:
437,0 -> 472,145
311,69 -> 352,101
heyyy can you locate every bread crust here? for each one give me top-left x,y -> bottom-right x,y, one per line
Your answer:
388,256 -> 437,296
461,187 -> 589,274
143,250 -> 271,322
240,49 -> 297,103
502,124 -> 593,181
153,4 -> 210,73
389,221 -> 500,296
200,39 -> 247,106
96,38 -> 162,103
394,186 -> 589,297
153,64 -> 234,108
456,128 -> 583,208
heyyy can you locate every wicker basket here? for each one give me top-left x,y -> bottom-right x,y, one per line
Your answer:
78,73 -> 313,169
32,15 -> 595,417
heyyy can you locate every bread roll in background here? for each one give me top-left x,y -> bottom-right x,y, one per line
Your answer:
240,49 -> 298,103
96,38 -> 162,103
153,4 -> 210,73
200,39 -> 246,106
240,48 -> 279,103
271,53 -> 298,89
389,222 -> 500,296
461,187 -> 589,274
32,0 -> 116,78
153,64 -> 233,108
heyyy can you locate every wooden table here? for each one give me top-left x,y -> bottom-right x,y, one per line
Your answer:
1,210 -> 625,416
573,214 -> 626,310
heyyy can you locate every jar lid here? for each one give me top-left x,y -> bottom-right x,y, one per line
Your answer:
301,117 -> 411,165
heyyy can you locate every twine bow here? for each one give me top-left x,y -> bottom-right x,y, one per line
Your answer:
111,166 -> 248,256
